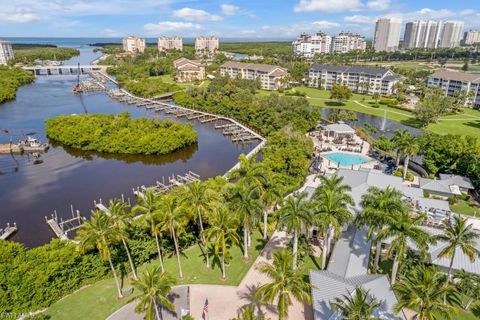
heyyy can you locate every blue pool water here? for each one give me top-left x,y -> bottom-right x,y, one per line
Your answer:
323,152 -> 371,167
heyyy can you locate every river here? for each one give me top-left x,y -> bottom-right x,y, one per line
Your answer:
0,45 -> 258,247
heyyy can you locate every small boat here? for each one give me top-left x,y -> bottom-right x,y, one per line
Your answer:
18,136 -> 49,152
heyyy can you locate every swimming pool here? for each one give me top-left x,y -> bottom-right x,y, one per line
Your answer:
323,152 -> 371,167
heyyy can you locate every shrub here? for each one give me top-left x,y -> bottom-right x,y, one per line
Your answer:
448,197 -> 457,205
423,190 -> 430,198
393,167 -> 414,181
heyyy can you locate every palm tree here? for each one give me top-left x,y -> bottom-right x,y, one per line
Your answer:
181,181 -> 218,245
134,189 -> 165,273
260,175 -> 283,241
158,194 -> 189,279
76,211 -> 124,298
401,135 -> 420,181
376,208 -> 430,285
230,154 -> 267,188
394,266 -> 459,320
356,186 -> 404,273
228,184 -> 263,259
204,204 -> 240,279
391,129 -> 411,168
453,270 -> 480,310
433,215 -> 480,279
108,198 -> 138,280
131,265 -> 177,320
254,249 -> 312,320
330,287 -> 381,320
313,174 -> 354,269
233,304 -> 264,320
277,192 -> 312,270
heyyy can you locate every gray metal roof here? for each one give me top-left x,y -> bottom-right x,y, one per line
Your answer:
381,226 -> 480,275
310,270 -> 405,320
325,123 -> 355,134
327,227 -> 370,278
438,174 -> 474,190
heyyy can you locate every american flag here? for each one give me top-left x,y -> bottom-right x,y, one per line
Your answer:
203,298 -> 209,313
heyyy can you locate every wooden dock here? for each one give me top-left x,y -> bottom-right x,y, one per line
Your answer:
0,223 -> 18,240
45,208 -> 84,241
133,171 -> 201,197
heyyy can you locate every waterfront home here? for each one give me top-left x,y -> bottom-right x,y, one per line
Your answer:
173,58 -> 205,82
122,36 -> 145,54
418,174 -> 475,198
219,61 -> 289,90
426,70 -> 480,108
307,64 -> 400,95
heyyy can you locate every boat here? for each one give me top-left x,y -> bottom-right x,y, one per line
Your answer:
18,136 -> 49,152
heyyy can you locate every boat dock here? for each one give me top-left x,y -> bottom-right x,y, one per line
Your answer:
133,171 -> 201,196
45,207 -> 84,241
106,88 -> 263,144
0,223 -> 18,240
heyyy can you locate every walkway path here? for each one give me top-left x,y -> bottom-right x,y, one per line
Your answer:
189,230 -> 313,320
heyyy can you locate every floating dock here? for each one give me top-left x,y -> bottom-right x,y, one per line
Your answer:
45,207 -> 84,241
133,171 -> 201,197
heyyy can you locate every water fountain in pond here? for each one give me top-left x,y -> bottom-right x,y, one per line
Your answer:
380,109 -> 387,131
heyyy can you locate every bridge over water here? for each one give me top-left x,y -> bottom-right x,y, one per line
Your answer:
23,64 -> 110,76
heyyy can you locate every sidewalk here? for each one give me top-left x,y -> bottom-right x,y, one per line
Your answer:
189,230 -> 313,320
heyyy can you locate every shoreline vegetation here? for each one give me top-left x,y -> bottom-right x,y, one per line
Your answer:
12,47 -> 80,65
45,113 -> 198,155
0,66 -> 34,103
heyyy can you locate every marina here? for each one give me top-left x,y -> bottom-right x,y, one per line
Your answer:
0,223 -> 18,240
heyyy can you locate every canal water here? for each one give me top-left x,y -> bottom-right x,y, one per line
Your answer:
0,46 -> 257,247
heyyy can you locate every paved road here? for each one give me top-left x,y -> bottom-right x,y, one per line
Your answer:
107,286 -> 190,320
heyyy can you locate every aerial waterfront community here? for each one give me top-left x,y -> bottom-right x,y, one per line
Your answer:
1,1 -> 480,319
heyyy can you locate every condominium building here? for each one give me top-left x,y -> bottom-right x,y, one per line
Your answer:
404,20 -> 442,49
173,58 -> 205,83
307,64 -> 400,95
122,36 -> 146,54
0,40 -> 14,65
331,32 -> 366,53
439,21 -> 464,48
292,32 -> 332,57
373,18 -> 402,52
195,36 -> 219,57
158,36 -> 183,52
219,61 -> 289,90
464,29 -> 480,45
427,71 -> 480,108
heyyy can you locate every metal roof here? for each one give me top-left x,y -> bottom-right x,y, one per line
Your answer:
309,64 -> 392,77
438,174 -> 474,190
324,123 -> 355,134
430,71 -> 480,84
309,270 -> 405,320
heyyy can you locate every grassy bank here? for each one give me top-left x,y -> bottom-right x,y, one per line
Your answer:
45,233 -> 266,320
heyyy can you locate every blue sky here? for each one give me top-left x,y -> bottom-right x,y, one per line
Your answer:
1,0 -> 479,39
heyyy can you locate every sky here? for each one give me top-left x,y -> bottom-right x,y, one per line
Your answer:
0,0 -> 479,39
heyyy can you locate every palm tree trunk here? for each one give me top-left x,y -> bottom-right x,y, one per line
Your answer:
447,252 -> 456,280
293,228 -> 298,270
197,207 -> 205,244
321,230 -> 328,269
243,226 -> 249,259
263,210 -> 268,240
373,240 -> 382,274
107,249 -> 124,299
121,237 -> 138,280
154,298 -> 162,320
247,230 -> 251,247
171,227 -> 184,278
403,155 -> 410,181
205,243 -> 210,269
154,233 -> 165,274
221,249 -> 226,279
391,254 -> 399,285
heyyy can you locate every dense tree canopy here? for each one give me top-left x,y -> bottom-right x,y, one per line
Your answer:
0,66 -> 34,103
13,48 -> 79,64
45,113 -> 197,155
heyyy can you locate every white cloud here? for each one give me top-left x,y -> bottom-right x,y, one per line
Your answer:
0,12 -> 39,23
344,15 -> 373,24
294,0 -> 362,12
102,28 -> 123,37
312,20 -> 340,29
221,4 -> 239,16
144,21 -> 202,33
367,0 -> 389,10
173,8 -> 222,21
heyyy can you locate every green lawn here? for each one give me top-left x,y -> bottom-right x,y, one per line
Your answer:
45,233 -> 266,320
450,200 -> 480,218
156,74 -> 210,89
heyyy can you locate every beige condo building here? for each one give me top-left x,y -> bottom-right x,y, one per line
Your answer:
220,61 -> 288,90
373,18 -> 402,52
173,58 -> 205,83
122,36 -> 146,54
195,36 -> 219,56
158,36 -> 183,52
